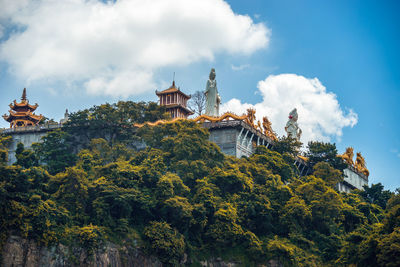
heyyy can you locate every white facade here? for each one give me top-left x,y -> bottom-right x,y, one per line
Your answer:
337,168 -> 368,193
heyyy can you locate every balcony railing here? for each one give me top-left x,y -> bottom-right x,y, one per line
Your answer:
0,123 -> 61,134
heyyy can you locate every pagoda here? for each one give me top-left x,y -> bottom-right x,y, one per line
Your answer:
3,88 -> 43,128
156,81 -> 194,119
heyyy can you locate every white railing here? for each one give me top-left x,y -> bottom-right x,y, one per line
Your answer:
1,123 -> 61,134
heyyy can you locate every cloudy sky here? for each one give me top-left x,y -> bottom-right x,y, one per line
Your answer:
0,0 -> 399,190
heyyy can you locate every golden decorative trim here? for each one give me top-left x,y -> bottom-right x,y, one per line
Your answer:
192,112 -> 247,123
133,117 -> 187,128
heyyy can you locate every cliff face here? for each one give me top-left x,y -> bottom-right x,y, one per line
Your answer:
1,236 -> 282,267
1,235 -> 161,267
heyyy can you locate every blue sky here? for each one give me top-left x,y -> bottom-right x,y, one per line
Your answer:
0,0 -> 399,190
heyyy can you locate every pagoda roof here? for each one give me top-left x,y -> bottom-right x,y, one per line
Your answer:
8,88 -> 39,111
3,110 -> 43,123
156,81 -> 191,99
10,100 -> 39,111
164,104 -> 194,115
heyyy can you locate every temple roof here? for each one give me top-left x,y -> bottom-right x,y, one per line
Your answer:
164,104 -> 194,115
8,88 -> 39,111
10,100 -> 39,111
3,88 -> 44,127
3,110 -> 43,123
156,81 -> 191,99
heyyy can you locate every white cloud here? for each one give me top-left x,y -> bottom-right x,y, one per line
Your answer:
231,64 -> 250,71
221,74 -> 358,143
0,0 -> 270,97
84,69 -> 155,97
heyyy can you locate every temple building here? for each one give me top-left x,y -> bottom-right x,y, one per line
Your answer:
2,88 -> 43,128
156,81 -> 194,119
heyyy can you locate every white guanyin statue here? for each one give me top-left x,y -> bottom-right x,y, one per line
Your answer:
204,68 -> 221,117
285,108 -> 302,141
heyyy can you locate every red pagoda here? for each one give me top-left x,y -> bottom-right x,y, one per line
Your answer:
156,81 -> 194,119
3,88 -> 43,128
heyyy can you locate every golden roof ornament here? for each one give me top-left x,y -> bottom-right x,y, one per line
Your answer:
338,147 -> 354,166
245,108 -> 256,128
355,152 -> 369,177
262,116 -> 277,141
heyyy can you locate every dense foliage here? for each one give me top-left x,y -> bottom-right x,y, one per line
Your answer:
0,101 -> 399,266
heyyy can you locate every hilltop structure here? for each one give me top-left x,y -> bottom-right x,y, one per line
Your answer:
156,81 -> 194,119
3,88 -> 43,128
1,73 -> 369,193
1,89 -> 61,163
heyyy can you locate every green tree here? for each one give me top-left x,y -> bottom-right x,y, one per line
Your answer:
359,183 -> 393,209
14,143 -> 38,168
377,228 -> 400,267
273,136 -> 302,156
0,135 -> 12,164
52,167 -> 90,223
33,129 -> 77,174
64,101 -> 168,146
207,202 -> 245,246
143,221 -> 185,266
312,162 -> 343,187
252,146 -> 295,182
306,141 -> 346,171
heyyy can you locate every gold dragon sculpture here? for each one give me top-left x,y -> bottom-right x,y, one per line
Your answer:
261,116 -> 277,141
355,152 -> 369,177
133,117 -> 186,128
338,147 -> 369,177
192,112 -> 247,123
244,108 -> 256,128
338,147 -> 354,166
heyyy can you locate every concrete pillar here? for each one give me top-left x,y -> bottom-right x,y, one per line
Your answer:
247,133 -> 254,150
242,129 -> 249,146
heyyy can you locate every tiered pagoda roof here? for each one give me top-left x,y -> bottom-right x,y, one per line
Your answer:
156,81 -> 194,118
3,88 -> 43,128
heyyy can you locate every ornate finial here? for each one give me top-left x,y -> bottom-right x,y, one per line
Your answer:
21,88 -> 27,101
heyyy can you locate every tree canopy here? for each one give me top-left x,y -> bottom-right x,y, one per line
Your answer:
0,101 -> 398,266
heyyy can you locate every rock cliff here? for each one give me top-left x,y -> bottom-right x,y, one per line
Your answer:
1,236 -> 282,267
1,235 -> 161,267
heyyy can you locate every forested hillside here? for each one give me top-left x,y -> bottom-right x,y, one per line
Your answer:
0,101 -> 399,266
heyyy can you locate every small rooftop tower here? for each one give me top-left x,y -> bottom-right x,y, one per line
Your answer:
156,81 -> 194,119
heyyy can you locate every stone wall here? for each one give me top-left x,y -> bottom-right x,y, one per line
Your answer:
1,124 -> 61,164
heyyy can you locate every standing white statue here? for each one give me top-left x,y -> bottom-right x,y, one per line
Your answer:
204,68 -> 221,117
285,108 -> 302,140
